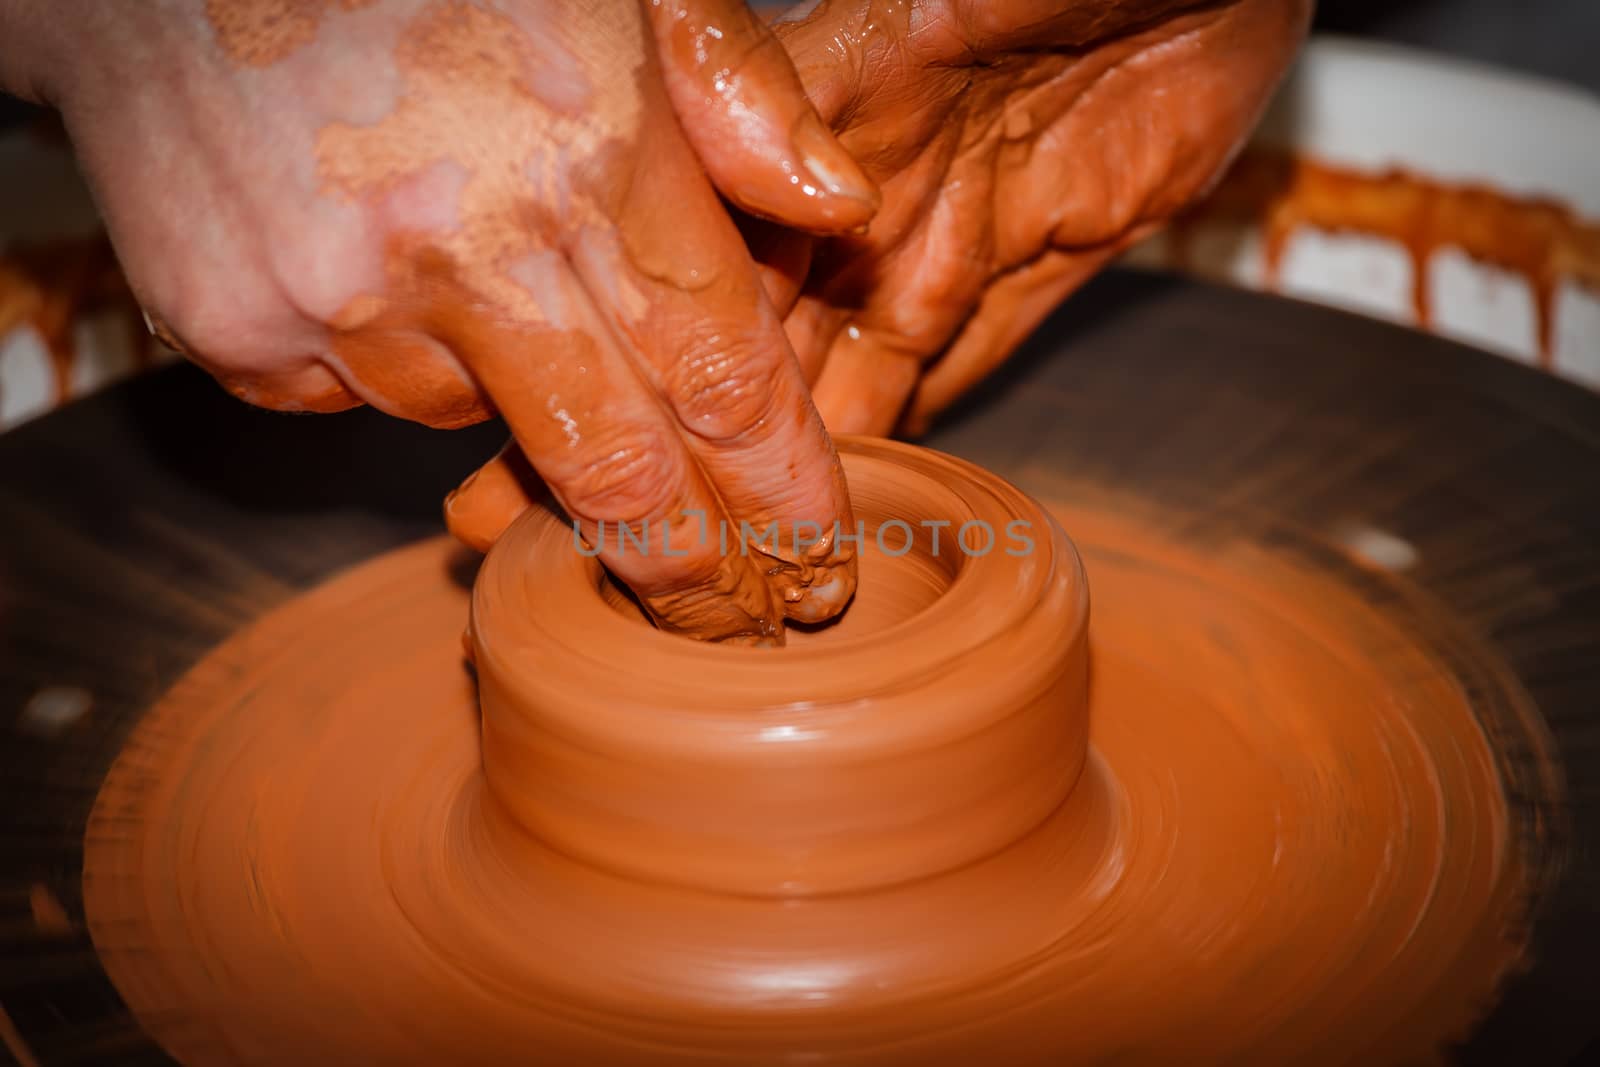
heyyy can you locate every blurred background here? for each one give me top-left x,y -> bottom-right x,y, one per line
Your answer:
1315,0 -> 1598,90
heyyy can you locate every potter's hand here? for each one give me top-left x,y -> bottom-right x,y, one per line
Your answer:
0,0 -> 877,644
751,0 -> 1311,434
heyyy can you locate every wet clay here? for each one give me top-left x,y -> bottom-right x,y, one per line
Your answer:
305,0 -> 857,645
472,439 -> 1087,898
82,440 -> 1554,1064
1174,148 -> 1600,363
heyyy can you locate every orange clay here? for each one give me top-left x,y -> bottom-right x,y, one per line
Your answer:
82,441 -> 1555,1064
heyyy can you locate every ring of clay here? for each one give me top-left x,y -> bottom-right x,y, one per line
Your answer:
473,436 -> 1090,896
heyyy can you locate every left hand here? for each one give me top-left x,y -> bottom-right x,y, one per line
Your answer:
748,0 -> 1311,435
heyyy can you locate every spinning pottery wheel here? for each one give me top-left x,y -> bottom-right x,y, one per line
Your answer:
1,270 -> 1597,1064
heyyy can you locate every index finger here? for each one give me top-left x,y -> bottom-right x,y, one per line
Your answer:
573,102 -> 859,623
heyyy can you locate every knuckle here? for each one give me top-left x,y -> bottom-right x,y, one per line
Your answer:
909,238 -> 989,315
849,319 -> 934,368
665,336 -> 789,443
879,309 -> 950,355
143,252 -> 302,369
157,289 -> 277,371
555,428 -> 685,525
1050,145 -> 1166,245
725,29 -> 786,83
267,229 -> 373,325
152,281 -> 351,412
680,0 -> 780,82
863,251 -> 986,355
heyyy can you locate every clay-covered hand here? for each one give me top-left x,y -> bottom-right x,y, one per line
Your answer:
748,0 -> 1311,435
0,0 -> 881,644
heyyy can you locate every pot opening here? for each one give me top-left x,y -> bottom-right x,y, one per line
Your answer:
596,503 -> 972,649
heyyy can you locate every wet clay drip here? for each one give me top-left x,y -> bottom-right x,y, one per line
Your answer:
82,444 -> 1551,1064
1173,148 -> 1600,363
0,235 -> 155,406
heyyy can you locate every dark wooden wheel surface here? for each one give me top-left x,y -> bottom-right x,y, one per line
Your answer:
1,269 -> 1597,1065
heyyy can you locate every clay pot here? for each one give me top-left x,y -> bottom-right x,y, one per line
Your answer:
82,440 -> 1537,1061
471,436 -> 1091,897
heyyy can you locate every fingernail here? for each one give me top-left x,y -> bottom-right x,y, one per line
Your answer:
784,556 -> 851,620
783,567 -> 854,623
769,539 -> 858,623
792,111 -> 880,212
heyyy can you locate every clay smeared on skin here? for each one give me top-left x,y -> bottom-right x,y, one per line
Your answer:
294,2 -> 812,644
763,0 -> 1312,436
315,0 -> 644,326
204,0 -> 381,67
82,447 -> 1553,1063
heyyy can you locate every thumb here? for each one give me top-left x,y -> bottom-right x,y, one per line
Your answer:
646,0 -> 880,234
444,439 -> 543,554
